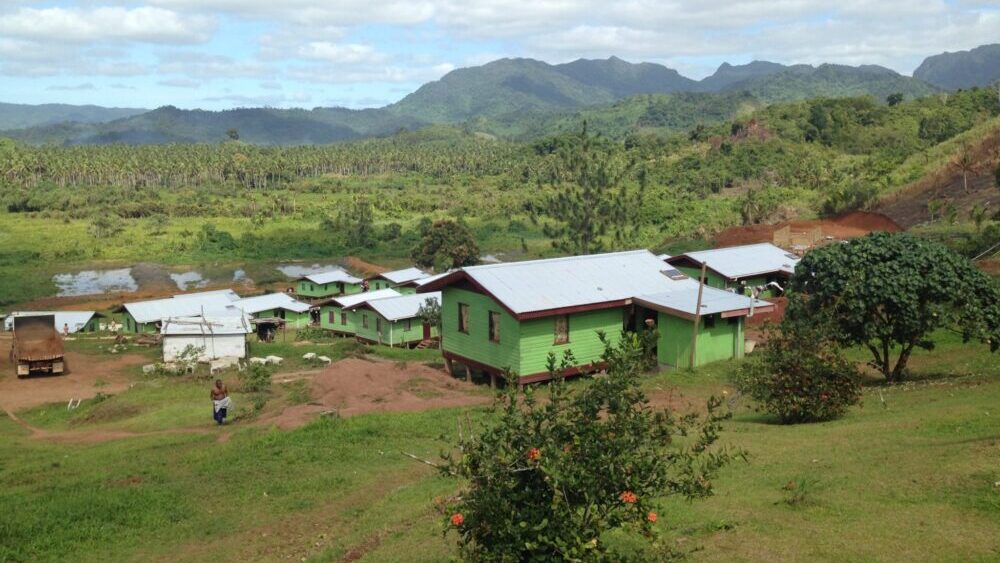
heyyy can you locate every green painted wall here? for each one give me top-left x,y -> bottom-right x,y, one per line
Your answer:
120,311 -> 157,334
677,266 -> 726,289
441,288 -> 521,374
255,308 -> 311,328
395,286 -> 417,295
355,311 -> 438,346
296,280 -> 363,298
319,305 -> 357,333
441,288 -> 623,378
517,308 -> 623,376
656,313 -> 743,368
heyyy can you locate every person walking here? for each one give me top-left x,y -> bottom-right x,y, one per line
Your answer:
210,379 -> 231,425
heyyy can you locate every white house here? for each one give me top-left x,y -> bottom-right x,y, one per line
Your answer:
161,315 -> 251,362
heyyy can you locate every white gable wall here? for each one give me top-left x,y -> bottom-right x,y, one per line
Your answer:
163,334 -> 247,362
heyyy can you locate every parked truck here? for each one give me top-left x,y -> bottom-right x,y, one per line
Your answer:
10,314 -> 65,377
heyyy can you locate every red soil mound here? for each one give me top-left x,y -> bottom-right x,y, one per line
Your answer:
714,212 -> 902,248
267,357 -> 489,429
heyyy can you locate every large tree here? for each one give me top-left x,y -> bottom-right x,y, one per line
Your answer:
787,232 -> 1000,381
411,219 -> 480,271
539,123 -> 640,255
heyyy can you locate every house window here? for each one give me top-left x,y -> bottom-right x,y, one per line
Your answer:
728,316 -> 740,326
362,314 -> 368,329
554,315 -> 569,345
376,317 -> 382,334
405,318 -> 412,331
488,311 -> 501,343
341,312 -> 347,325
328,311 -> 335,324
458,303 -> 470,334
703,315 -> 716,329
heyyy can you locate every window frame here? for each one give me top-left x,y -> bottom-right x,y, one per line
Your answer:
488,311 -> 501,344
362,313 -> 369,329
703,315 -> 716,329
553,314 -> 570,345
457,303 -> 470,334
341,312 -> 348,325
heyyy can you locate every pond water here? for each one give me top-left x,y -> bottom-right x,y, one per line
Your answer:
170,271 -> 210,291
53,268 -> 138,297
276,263 -> 345,279
480,254 -> 505,264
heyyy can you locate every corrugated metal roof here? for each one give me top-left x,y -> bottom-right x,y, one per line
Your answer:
161,315 -> 251,335
673,243 -> 799,280
375,267 -> 429,285
300,270 -> 363,285
331,288 -> 400,308
123,289 -> 241,324
635,287 -> 770,316
234,292 -> 310,315
5,311 -> 98,333
428,250 -> 695,315
658,253 -> 672,261
414,270 -> 452,287
363,292 -> 441,321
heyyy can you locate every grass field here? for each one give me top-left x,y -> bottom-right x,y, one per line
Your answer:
1,332 -> 998,562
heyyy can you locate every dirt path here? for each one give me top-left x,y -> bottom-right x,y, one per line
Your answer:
0,349 -> 146,412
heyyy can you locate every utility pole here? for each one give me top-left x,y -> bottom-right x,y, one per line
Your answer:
688,262 -> 707,370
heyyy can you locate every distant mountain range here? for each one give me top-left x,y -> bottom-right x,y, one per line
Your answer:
3,44 -> 998,145
914,44 -> 1000,90
0,103 -> 145,131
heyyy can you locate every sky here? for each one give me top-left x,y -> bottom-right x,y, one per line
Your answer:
1,0 -> 998,111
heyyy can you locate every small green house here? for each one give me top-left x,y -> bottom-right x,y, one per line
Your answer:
293,270 -> 364,300
418,250 -> 772,383
366,267 -> 430,294
349,292 -> 441,347
665,243 -> 799,297
117,289 -> 242,334
317,288 -> 401,335
234,292 -> 312,328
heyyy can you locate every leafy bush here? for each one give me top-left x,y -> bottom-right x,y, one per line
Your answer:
734,322 -> 861,423
239,363 -> 272,393
441,332 -> 739,561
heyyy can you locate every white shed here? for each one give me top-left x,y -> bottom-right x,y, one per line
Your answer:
161,315 -> 251,362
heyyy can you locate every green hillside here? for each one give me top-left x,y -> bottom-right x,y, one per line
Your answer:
0,102 -> 147,130
914,43 -> 1000,90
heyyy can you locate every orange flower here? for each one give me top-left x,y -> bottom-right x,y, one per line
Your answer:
527,447 -> 541,462
619,491 -> 637,504
450,513 -> 464,526
647,512 -> 657,523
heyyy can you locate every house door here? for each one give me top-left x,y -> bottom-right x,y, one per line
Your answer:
422,323 -> 431,339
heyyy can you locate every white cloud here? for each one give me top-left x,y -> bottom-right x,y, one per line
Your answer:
0,6 -> 215,44
298,42 -> 388,64
46,82 -> 95,91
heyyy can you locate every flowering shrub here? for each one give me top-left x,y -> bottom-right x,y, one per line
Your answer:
441,331 -> 739,561
734,321 -> 861,423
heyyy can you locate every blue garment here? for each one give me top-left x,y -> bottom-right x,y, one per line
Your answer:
214,407 -> 227,424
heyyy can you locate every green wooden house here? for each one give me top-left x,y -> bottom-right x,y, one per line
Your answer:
349,292 -> 441,347
665,243 -> 799,297
117,290 -> 242,333
366,267 -> 430,294
316,288 -> 401,335
234,292 -> 312,328
293,270 -> 364,300
418,250 -> 772,383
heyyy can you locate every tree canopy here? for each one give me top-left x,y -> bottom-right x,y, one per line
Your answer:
787,232 -> 1000,381
411,219 -> 480,271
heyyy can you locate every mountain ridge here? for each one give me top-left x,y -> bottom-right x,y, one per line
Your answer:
0,49 -> 976,145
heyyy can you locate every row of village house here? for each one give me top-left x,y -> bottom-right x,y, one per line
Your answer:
5,243 -> 799,382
